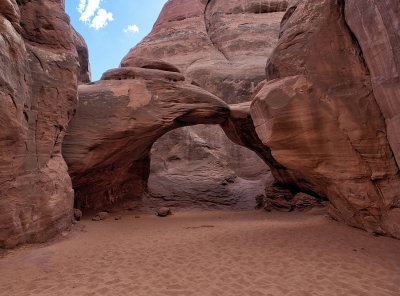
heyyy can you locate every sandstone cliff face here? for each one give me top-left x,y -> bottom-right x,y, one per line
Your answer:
344,1 -> 400,168
122,0 -> 288,207
0,0 -> 79,247
251,0 -> 400,237
344,0 -> 400,237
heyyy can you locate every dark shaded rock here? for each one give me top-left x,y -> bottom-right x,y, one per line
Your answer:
98,212 -> 109,220
74,209 -> 83,221
257,192 -> 322,212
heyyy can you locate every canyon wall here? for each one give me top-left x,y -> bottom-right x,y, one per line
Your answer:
251,0 -> 400,237
64,0 -> 400,237
343,0 -> 400,236
1,0 -> 399,248
0,0 -> 79,248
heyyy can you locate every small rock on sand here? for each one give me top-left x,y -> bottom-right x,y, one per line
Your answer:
156,207 -> 171,217
74,209 -> 82,221
98,212 -> 109,220
92,212 -> 109,221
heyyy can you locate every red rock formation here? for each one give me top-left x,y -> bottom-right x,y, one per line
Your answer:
251,0 -> 400,237
0,0 -> 79,247
344,0 -> 400,237
2,0 -> 399,248
63,61 -> 230,210
122,0 -> 288,207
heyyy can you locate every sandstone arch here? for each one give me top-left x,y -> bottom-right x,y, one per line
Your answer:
2,0 -> 400,249
63,62 -> 233,210
61,61 -> 310,213
64,0 -> 400,239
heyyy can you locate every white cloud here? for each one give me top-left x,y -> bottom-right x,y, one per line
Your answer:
90,9 -> 114,29
77,0 -> 113,30
124,25 -> 140,33
77,0 -> 87,13
78,0 -> 100,22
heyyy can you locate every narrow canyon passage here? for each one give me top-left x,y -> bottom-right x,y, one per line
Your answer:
1,210 -> 400,296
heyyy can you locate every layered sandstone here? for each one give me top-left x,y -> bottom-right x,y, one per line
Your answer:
0,0 -> 79,248
345,0 -> 400,171
251,0 -> 400,237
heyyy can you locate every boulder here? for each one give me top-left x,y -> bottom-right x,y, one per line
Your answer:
97,212 -> 109,220
156,207 -> 172,217
74,209 -> 83,221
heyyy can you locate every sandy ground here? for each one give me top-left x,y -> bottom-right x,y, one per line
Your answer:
1,209 -> 400,296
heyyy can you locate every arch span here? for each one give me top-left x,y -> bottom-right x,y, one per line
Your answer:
63,63 -> 261,210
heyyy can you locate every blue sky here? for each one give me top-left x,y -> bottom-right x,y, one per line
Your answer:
66,0 -> 168,81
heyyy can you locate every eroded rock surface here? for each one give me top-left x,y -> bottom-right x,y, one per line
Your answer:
63,64 -> 230,210
345,0 -> 400,167
257,192 -> 324,212
147,125 -> 270,210
0,0 -> 79,248
123,0 -> 288,207
251,0 -> 400,237
2,0 -> 399,249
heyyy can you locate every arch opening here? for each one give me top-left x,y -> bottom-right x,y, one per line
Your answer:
145,124 -> 272,211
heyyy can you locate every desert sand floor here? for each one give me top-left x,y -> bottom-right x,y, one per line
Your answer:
1,209 -> 400,296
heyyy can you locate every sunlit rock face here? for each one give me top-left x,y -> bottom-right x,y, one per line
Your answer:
0,0 -> 79,248
251,0 -> 400,237
122,0 -> 288,208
